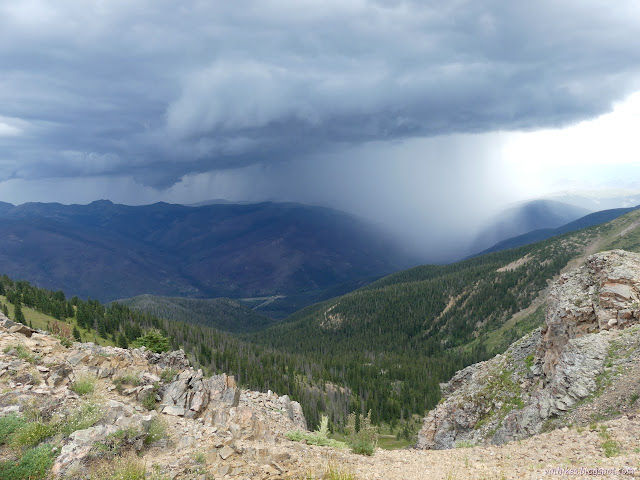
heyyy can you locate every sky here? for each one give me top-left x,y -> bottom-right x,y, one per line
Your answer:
1,0 -> 640,257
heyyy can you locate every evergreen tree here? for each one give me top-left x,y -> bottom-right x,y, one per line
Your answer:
2,304 -> 8,317
117,333 -> 128,349
72,326 -> 82,342
14,302 -> 25,324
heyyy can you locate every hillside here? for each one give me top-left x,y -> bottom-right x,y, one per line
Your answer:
117,294 -> 277,333
418,249 -> 640,450
245,209 -> 640,426
0,200 -> 415,309
478,205 -> 640,255
3,303 -> 640,480
470,199 -> 591,253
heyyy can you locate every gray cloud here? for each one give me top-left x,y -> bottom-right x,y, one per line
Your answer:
0,0 -> 639,188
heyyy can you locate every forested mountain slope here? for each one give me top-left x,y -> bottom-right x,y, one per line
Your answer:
0,200 -> 416,310
2,209 -> 639,435
245,209 -> 640,424
117,294 -> 276,333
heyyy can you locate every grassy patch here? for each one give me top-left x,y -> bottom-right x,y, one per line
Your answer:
287,415 -> 349,449
144,417 -> 166,446
160,368 -> 178,383
0,295 -> 114,347
345,411 -> 378,456
602,439 -> 621,457
70,375 -> 96,396
0,414 -> 23,444
141,392 -> 157,411
0,443 -> 57,480
455,440 -> 475,448
59,402 -> 103,437
90,455 -> 149,480
3,344 -> 39,364
10,417 -> 58,449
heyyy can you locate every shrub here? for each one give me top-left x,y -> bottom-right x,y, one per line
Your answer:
345,411 -> 378,456
141,392 -> 157,411
131,330 -> 171,353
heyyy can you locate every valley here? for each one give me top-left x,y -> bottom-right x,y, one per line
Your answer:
2,205 -> 640,442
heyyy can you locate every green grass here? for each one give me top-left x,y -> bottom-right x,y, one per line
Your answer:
0,443 -> 57,480
286,416 -> 349,449
0,414 -> 23,444
3,344 -> 39,364
455,440 -> 475,448
59,402 -> 103,436
143,417 -> 166,446
0,295 -> 115,347
141,392 -> 157,411
90,455 -> 148,480
70,375 -> 96,396
10,417 -> 58,449
376,434 -> 414,450
602,439 -> 621,457
160,368 -> 178,383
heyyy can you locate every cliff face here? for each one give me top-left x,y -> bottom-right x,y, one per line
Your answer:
417,250 -> 640,450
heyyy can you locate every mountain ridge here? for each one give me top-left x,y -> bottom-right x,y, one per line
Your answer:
0,200 -> 417,309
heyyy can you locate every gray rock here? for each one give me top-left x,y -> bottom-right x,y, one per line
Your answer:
417,250 -> 640,450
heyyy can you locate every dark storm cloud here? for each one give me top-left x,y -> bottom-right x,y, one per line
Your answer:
1,0 -> 640,187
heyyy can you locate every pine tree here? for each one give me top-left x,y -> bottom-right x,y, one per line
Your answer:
73,326 -> 82,342
14,302 -> 25,324
117,333 -> 128,349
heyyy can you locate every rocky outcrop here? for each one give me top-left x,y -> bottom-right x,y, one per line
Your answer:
0,310 -> 309,479
417,250 -> 640,450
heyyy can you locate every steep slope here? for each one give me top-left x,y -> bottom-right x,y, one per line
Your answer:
246,209 -> 640,425
417,249 -> 640,450
117,294 -> 276,333
0,200 -> 416,306
470,199 -> 591,253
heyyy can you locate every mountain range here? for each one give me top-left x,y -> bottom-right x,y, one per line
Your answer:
0,200 -> 417,309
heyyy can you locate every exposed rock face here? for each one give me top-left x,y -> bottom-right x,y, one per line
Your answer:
540,250 -> 640,377
417,250 -> 640,450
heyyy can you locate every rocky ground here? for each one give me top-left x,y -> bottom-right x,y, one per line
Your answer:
2,251 -> 640,479
3,318 -> 640,480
